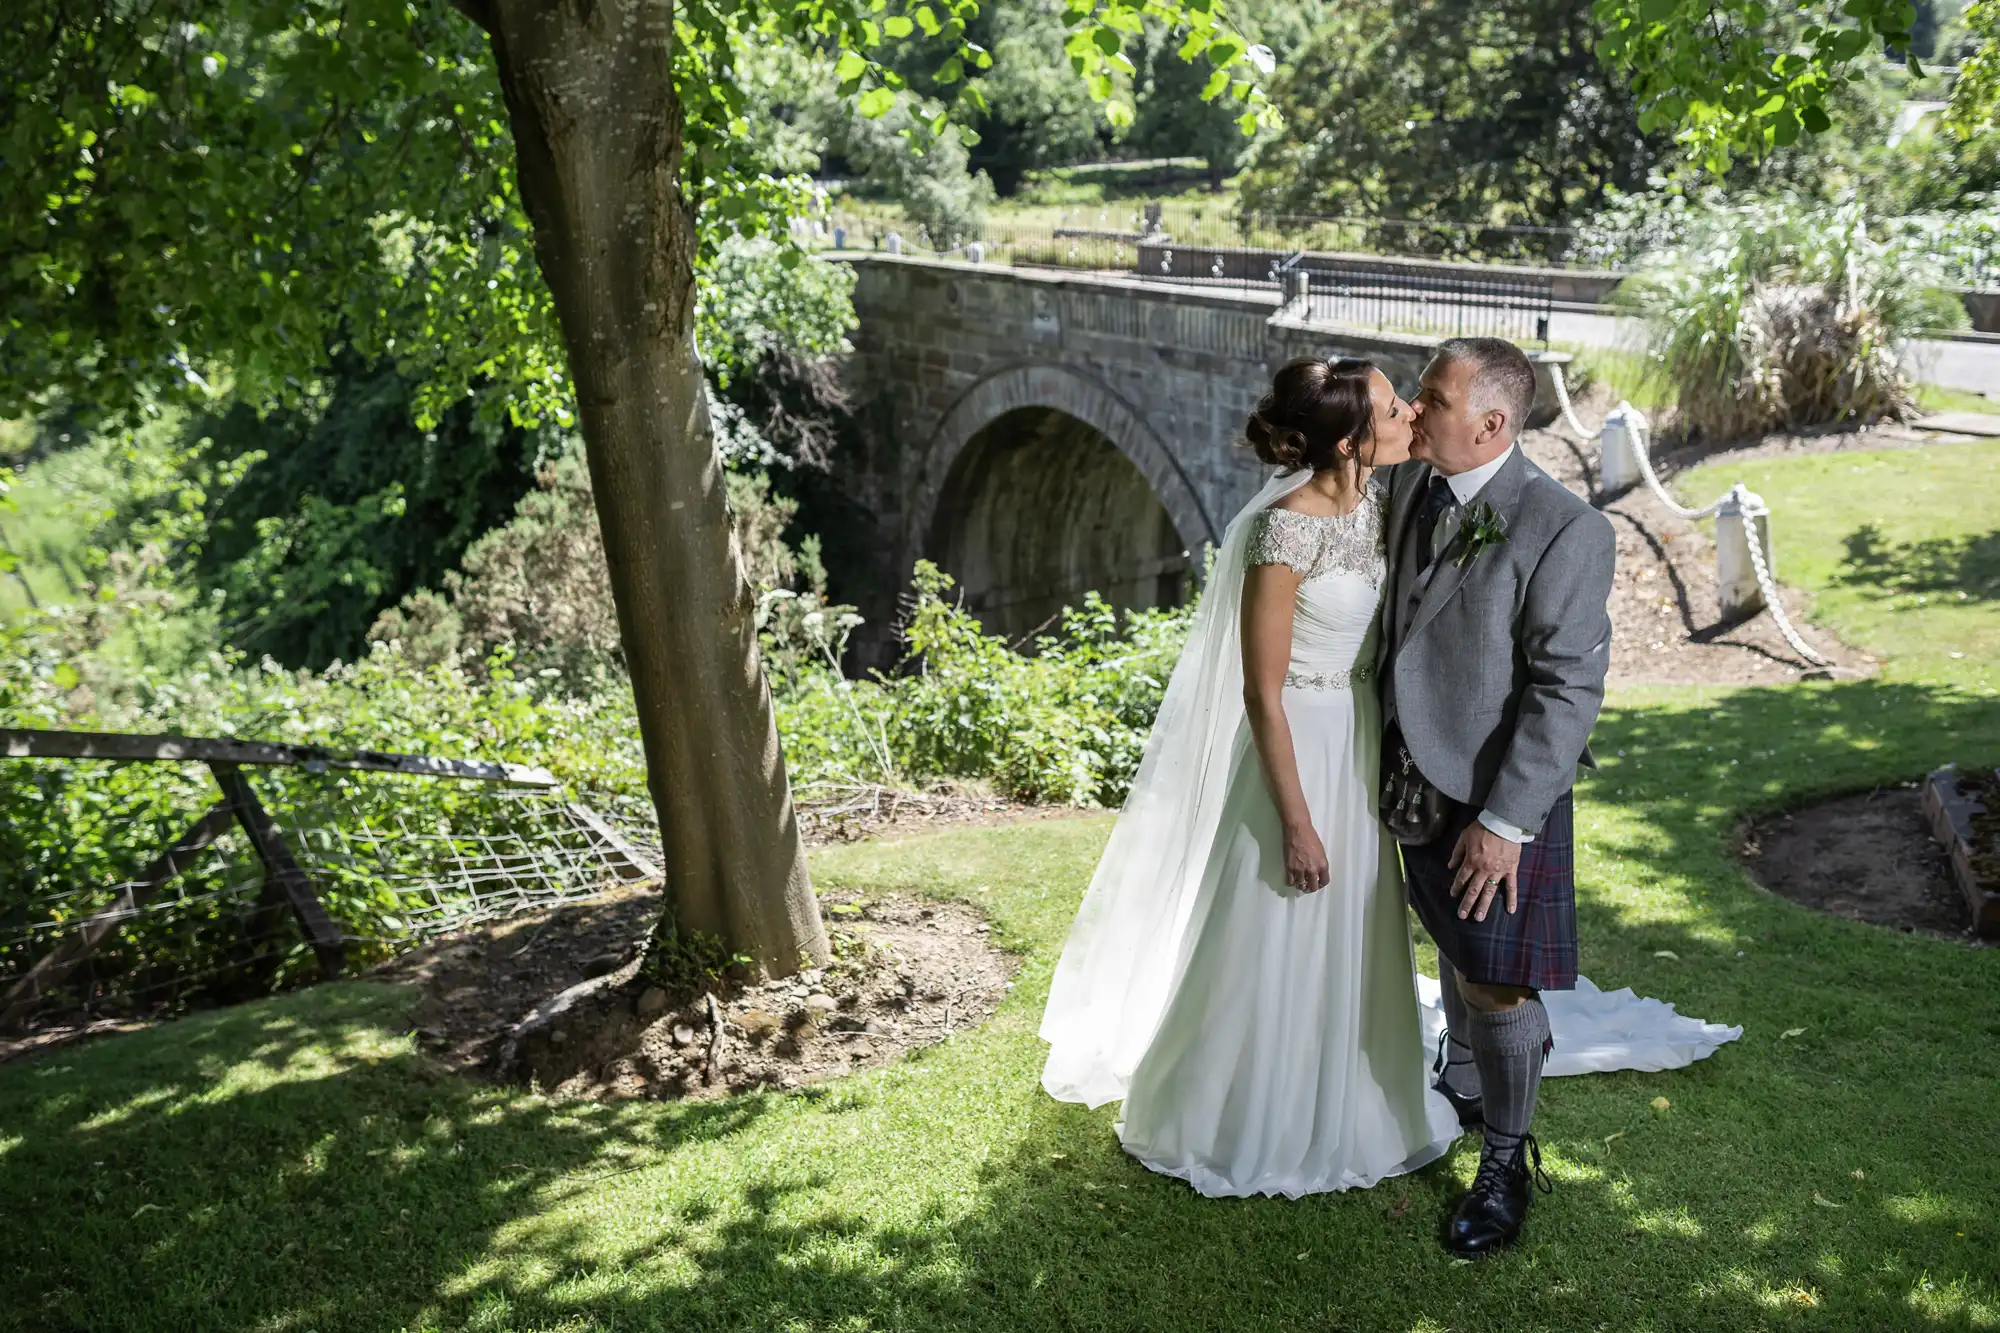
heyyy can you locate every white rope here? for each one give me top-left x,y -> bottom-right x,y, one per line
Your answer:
1546,363 -> 1831,668
1740,503 -> 1833,667
1546,356 -> 1597,440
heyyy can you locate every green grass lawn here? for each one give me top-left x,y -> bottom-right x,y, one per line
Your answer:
1682,440 -> 2000,693
1915,383 -> 1995,417
4,453 -> 1999,1331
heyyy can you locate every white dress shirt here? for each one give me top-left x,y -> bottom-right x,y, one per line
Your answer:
1426,444 -> 1534,845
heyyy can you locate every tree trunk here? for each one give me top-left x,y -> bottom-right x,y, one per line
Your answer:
472,0 -> 829,978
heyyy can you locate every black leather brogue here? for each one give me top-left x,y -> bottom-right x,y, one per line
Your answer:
1444,1132 -> 1551,1257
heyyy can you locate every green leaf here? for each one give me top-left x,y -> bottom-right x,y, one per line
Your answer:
1800,103 -> 1832,133
835,51 -> 869,81
1640,0 -> 1676,20
1104,98 -> 1134,128
52,663 -> 80,690
1200,67 -> 1229,101
914,5 -> 941,34
1091,26 -> 1122,56
857,86 -> 897,118
1830,27 -> 1868,59
883,15 -> 913,37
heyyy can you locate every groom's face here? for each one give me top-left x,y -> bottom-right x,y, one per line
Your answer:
1410,355 -> 1508,476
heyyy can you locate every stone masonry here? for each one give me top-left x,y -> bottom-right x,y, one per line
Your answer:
828,254 -> 1441,656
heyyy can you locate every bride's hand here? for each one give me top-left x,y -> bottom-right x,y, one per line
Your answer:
1283,822 -> 1331,894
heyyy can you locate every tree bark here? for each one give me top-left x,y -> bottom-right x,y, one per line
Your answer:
475,0 -> 829,977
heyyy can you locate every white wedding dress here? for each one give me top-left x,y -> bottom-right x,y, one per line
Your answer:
1040,473 -> 1740,1200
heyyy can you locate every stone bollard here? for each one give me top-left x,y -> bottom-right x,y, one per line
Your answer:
833,225 -> 846,249
966,241 -> 985,264
885,231 -> 903,255
1597,401 -> 1646,492
1715,483 -> 1772,621
1284,267 -> 1310,308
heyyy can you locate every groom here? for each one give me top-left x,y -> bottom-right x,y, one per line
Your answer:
1378,337 -> 1615,1256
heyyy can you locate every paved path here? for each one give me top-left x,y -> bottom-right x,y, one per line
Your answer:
1548,310 -> 2000,396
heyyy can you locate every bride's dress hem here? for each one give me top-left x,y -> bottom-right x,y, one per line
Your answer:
1116,1104 -> 1462,1201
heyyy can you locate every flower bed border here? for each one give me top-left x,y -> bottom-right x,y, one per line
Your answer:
1921,766 -> 2000,938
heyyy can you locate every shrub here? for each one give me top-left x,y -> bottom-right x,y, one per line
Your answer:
1607,196 -> 1966,441
886,562 -> 1191,807
1,557 -> 1196,1012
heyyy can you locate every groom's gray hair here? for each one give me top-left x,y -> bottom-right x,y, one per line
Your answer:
1435,337 -> 1536,442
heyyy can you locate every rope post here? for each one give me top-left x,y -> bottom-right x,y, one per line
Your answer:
1598,401 -> 1645,493
884,231 -> 903,255
1715,484 -> 1772,622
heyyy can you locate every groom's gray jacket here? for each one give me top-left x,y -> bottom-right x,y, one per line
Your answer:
1376,448 -> 1616,834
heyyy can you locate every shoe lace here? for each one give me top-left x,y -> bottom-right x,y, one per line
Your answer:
1472,1130 -> 1552,1197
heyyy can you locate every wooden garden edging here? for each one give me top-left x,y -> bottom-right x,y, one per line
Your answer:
0,728 -> 570,1030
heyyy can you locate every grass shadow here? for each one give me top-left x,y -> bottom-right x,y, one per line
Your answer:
1834,525 -> 2000,605
4,675 -> 1997,1331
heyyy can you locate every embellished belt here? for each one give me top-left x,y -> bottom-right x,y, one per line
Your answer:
1284,663 -> 1375,690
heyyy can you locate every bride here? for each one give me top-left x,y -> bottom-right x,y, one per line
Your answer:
1038,355 -> 1738,1201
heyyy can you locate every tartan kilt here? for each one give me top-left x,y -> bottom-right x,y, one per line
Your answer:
1402,790 -> 1578,992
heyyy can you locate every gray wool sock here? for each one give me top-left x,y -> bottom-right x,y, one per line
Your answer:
1469,997 -> 1552,1160
1438,972 -> 1482,1100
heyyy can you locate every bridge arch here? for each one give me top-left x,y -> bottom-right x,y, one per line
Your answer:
914,363 -> 1222,640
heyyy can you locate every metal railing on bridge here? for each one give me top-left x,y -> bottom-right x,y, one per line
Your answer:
820,201 -> 1565,346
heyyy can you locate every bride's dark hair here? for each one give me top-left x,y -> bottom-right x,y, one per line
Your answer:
1243,357 -> 1378,474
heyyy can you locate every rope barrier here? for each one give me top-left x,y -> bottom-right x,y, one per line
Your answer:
1546,354 -> 1597,441
1546,364 -> 1832,668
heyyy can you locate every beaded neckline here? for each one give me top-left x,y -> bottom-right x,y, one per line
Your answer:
1245,481 -> 1388,586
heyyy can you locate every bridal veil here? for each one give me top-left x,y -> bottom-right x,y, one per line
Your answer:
1038,466 -> 1313,1107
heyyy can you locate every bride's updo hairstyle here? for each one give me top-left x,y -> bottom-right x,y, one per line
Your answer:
1244,356 -> 1378,474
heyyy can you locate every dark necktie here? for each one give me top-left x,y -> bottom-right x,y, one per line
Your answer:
1415,474 -> 1456,573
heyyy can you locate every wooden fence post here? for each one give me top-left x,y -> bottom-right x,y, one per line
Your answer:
208,762 -> 346,980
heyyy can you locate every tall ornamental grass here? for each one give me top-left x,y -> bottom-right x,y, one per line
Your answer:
1606,197 -> 1966,442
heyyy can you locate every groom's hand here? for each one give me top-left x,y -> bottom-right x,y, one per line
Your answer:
1448,825 -> 1523,922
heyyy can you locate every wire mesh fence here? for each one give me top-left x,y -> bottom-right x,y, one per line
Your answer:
0,757 -> 663,1026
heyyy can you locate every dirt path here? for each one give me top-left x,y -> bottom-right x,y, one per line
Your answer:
1518,392 -> 1986,687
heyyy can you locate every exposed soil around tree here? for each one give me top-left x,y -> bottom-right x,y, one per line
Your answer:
1740,784 -> 1990,944
377,883 -> 1018,1101
3,784 -> 1080,1064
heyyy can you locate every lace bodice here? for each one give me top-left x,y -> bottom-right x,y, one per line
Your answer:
1244,478 -> 1388,690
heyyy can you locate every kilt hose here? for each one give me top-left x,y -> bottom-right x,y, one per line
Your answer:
1402,790 -> 1578,993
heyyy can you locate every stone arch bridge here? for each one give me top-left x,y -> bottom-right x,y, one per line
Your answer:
827,255 -> 1449,663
